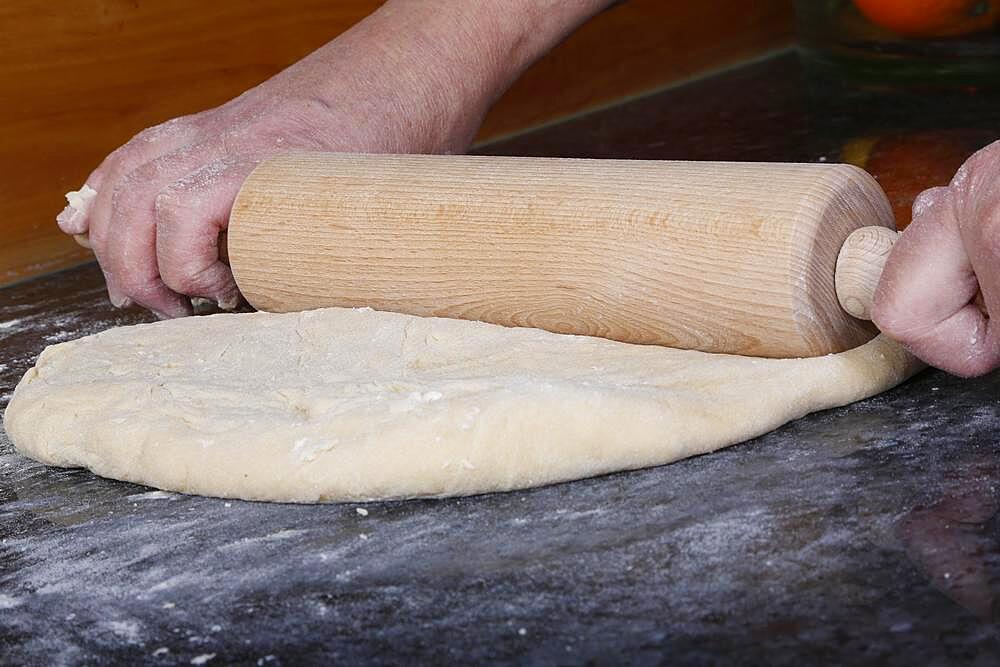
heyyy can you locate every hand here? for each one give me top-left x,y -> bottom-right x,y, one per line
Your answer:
56,2 -> 512,318
57,0 -> 615,319
873,139 -> 1000,376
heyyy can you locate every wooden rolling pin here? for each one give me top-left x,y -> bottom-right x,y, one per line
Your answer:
226,152 -> 899,358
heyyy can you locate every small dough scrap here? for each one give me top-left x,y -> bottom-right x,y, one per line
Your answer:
3,308 -> 920,503
56,184 -> 99,243
65,184 -> 98,211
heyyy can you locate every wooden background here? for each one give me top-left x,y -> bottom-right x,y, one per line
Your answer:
0,0 -> 793,287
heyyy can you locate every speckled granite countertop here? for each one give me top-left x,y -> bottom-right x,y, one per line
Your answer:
3,53 -> 1000,665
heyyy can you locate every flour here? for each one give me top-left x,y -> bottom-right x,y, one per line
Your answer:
0,594 -> 23,609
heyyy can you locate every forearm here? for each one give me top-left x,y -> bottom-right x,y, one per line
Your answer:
291,0 -> 618,152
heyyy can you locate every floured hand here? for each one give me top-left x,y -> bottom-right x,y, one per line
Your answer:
57,0 -> 619,317
56,6 -> 492,317
873,139 -> 1000,376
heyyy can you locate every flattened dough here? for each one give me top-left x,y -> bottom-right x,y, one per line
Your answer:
4,308 -> 919,502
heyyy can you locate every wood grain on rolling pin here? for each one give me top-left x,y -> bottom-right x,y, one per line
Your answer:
228,153 -> 894,358
836,226 -> 899,320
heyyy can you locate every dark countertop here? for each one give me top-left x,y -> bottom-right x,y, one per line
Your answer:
4,52 -> 1000,665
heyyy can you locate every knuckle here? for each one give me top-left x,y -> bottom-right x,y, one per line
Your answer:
911,186 -> 948,219
977,208 -> 1000,242
153,190 -> 185,222
130,115 -> 196,145
163,271 -> 195,294
952,143 -> 1000,207
965,204 -> 1000,259
108,185 -> 142,221
161,261 -> 206,294
111,164 -> 161,213
153,191 -> 201,244
964,141 -> 1000,175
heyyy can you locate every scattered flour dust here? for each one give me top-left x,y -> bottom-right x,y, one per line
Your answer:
0,313 -> 89,341
191,653 -> 217,665
0,594 -> 23,609
104,620 -> 143,645
127,490 -> 177,501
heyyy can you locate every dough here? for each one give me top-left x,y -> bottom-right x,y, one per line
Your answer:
55,184 -> 97,230
3,308 -> 919,503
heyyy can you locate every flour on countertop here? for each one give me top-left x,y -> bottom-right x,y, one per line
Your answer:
0,594 -> 23,609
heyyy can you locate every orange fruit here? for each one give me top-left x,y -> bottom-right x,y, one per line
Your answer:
852,0 -> 999,37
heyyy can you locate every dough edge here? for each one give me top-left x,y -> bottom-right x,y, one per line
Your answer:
3,308 -> 922,503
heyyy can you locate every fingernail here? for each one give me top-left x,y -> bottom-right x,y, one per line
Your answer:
107,285 -> 128,308
110,295 -> 133,309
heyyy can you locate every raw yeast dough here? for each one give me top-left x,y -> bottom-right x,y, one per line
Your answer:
4,308 -> 919,503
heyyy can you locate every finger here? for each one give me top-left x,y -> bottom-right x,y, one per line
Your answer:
70,117 -> 197,253
872,187 -> 997,376
83,124 -> 199,309
155,158 -> 254,309
954,143 -> 1000,371
100,144 -> 225,318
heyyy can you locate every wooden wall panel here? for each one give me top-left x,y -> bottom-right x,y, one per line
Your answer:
0,0 -> 382,286
482,0 -> 795,139
0,0 -> 793,287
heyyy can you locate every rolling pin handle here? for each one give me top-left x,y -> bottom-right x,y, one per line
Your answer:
835,226 -> 899,321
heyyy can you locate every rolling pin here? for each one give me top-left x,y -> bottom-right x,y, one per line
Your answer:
226,152 -> 899,358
